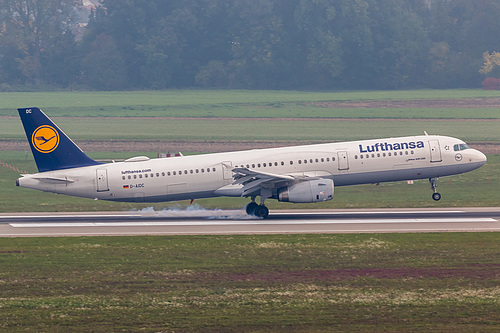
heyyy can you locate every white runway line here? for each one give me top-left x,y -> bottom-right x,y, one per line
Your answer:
0,214 -> 139,219
9,218 -> 497,228
0,210 -> 466,220
277,210 -> 466,215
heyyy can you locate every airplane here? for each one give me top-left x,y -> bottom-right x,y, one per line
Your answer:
16,107 -> 487,218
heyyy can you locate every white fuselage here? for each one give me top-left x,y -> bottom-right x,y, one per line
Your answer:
17,135 -> 486,203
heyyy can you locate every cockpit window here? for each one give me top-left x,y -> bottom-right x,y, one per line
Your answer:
453,143 -> 470,151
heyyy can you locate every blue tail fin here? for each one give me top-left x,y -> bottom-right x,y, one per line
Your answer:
18,107 -> 101,172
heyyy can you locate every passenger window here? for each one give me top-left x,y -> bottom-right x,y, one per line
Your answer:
145,174 -> 148,178
134,175 -> 137,179
122,176 -> 125,180
139,174 -> 142,178
281,161 -> 284,166
213,167 -> 216,172
128,175 -> 131,179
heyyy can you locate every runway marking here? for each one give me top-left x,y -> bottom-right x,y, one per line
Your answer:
0,214 -> 139,219
9,218 -> 497,228
0,210 -> 466,219
277,210 -> 466,215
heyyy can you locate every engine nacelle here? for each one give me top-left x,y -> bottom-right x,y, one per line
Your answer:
278,179 -> 334,203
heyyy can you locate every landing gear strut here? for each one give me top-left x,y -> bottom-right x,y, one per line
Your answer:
429,178 -> 441,201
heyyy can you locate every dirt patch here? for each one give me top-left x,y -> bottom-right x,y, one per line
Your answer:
2,139 -> 499,154
315,97 -> 500,109
216,265 -> 500,282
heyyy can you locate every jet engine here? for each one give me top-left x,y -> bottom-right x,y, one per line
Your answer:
278,179 -> 334,203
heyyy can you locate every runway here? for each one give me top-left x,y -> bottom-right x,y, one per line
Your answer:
1,207 -> 499,237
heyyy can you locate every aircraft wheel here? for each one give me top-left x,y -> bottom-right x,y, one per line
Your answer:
432,192 -> 441,201
246,202 -> 259,215
254,205 -> 269,219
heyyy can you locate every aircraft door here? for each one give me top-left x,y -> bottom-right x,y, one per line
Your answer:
429,140 -> 442,163
337,151 -> 349,170
96,169 -> 109,192
222,161 -> 233,180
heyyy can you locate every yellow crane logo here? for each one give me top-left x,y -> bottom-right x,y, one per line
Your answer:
32,125 -> 59,153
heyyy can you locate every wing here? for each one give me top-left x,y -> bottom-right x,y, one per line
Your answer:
230,166 -> 293,196
223,164 -> 330,197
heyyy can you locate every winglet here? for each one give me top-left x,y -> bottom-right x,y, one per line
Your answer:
17,107 -> 101,172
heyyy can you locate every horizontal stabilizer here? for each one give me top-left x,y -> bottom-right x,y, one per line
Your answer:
32,176 -> 75,184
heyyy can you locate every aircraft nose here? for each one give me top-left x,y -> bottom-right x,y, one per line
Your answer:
472,149 -> 487,165
478,150 -> 487,164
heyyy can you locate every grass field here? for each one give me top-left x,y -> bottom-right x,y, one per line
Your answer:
2,89 -> 500,110
1,118 -> 499,144
2,89 -> 499,144
1,117 -> 499,143
1,233 -> 500,331
2,89 -> 500,119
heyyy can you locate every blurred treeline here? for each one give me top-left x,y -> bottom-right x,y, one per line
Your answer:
1,0 -> 500,91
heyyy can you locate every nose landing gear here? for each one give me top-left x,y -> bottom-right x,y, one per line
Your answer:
429,178 -> 441,201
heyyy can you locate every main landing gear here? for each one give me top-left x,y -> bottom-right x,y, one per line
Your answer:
246,200 -> 269,218
429,178 -> 441,201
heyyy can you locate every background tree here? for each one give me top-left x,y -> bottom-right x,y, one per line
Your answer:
0,0 -> 81,86
2,0 -> 500,90
81,33 -> 127,90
